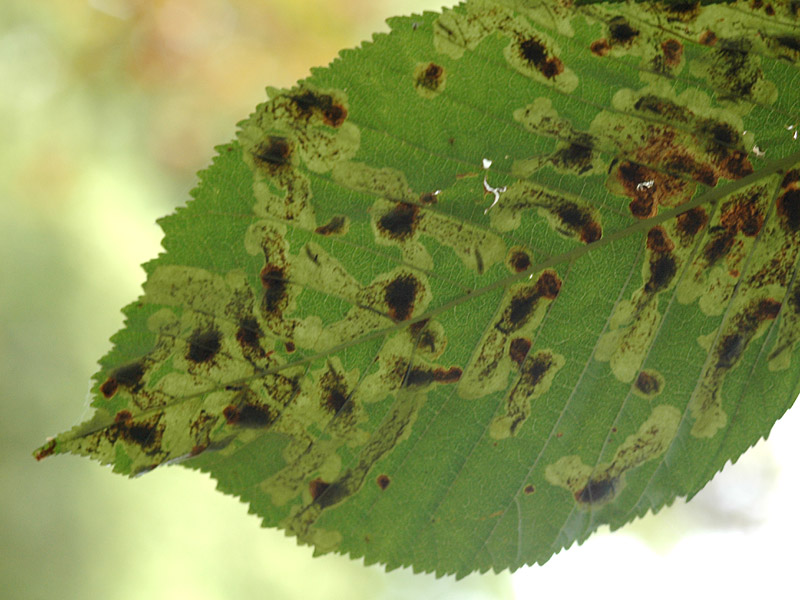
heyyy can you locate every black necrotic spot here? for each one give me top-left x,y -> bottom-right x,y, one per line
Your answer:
608,17 -> 639,44
576,476 -> 618,504
384,275 -> 418,321
378,203 -> 419,240
187,329 -> 222,363
644,254 -> 678,294
254,136 -> 292,169
716,333 -> 746,369
775,35 -> 800,53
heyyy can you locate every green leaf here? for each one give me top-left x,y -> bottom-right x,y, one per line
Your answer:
36,0 -> 800,577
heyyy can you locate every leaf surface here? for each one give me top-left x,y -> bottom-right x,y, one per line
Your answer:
37,0 -> 800,576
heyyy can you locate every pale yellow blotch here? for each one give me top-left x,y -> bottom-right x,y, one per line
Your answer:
332,161 -> 415,203
595,300 -> 660,383
458,330 -> 510,400
253,174 -> 317,231
418,209 -> 506,274
513,97 -> 562,132
546,405 -> 681,502
688,386 -> 727,438
489,351 -> 566,439
545,455 -> 592,493
433,4 -> 514,59
144,265 -> 231,313
292,241 -> 363,308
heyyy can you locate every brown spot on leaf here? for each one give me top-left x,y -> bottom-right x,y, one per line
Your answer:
635,371 -> 662,395
115,410 -> 132,423
781,169 -> 800,188
509,337 -> 532,368
236,317 -> 263,355
320,366 -> 351,414
675,207 -> 709,243
645,254 -> 678,294
187,328 -> 222,363
661,39 -> 683,67
100,361 -> 146,398
590,39 -> 610,56
699,30 -> 717,46
384,274 -> 420,321
508,248 -> 531,273
646,226 -> 675,253
552,136 -> 595,174
663,1 -> 700,21
289,90 -> 347,128
315,216 -> 347,236
223,401 -> 276,428
253,136 -> 292,173
285,341 -> 295,353
719,192 -> 764,236
376,474 -> 391,490
777,189 -> 800,232
377,202 -> 419,241
607,17 -> 638,45
309,478 -> 330,501
415,62 -> 445,91
260,265 -> 288,314
516,36 -> 564,79
553,201 -> 601,242
535,270 -> 562,299
524,484 -> 535,494
109,412 -> 164,452
404,366 -> 462,387
715,298 -> 782,369
496,270 -> 561,333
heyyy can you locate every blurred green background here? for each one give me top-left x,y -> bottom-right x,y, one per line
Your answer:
2,1 -> 797,599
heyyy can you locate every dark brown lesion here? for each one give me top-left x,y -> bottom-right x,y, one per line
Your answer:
403,365 -> 462,387
552,201 -> 602,243
252,136 -> 293,175
701,189 -> 766,266
714,298 -> 781,370
260,264 -> 289,315
661,39 -> 683,67
550,134 -> 596,175
509,337 -> 532,367
319,364 -> 352,415
376,202 -> 420,241
314,216 -> 348,236
607,16 -> 639,46
634,370 -> 663,396
514,35 -> 564,79
575,475 -> 619,506
384,274 -> 421,322
223,389 -> 278,428
108,411 -> 166,455
287,89 -> 348,128
495,270 -> 562,334
100,360 -> 146,399
415,62 -> 446,92
507,248 -> 532,273
186,328 -> 222,363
